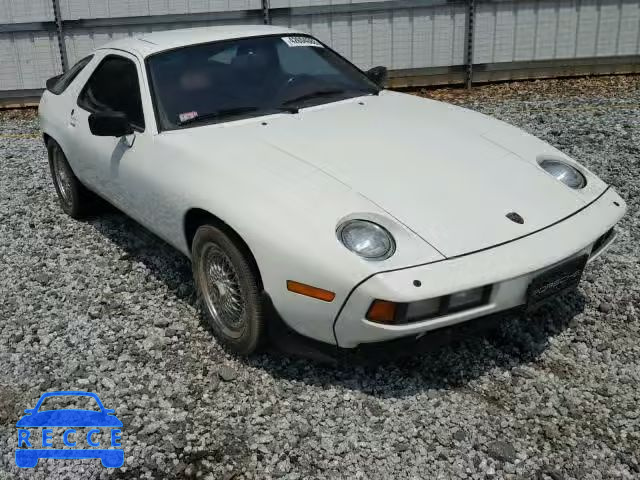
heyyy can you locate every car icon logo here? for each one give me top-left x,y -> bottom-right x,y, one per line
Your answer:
15,391 -> 124,468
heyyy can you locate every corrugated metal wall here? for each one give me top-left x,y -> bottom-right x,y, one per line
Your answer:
0,0 -> 53,23
61,0 -> 264,66
64,18 -> 264,67
59,0 -> 261,19
272,4 -> 468,71
474,0 -> 640,63
1,0 -> 639,101
0,0 -> 56,91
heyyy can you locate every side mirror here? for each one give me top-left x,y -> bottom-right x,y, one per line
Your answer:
24,409 -> 34,414
366,66 -> 388,87
89,111 -> 133,137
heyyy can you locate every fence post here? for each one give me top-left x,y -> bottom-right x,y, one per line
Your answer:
465,0 -> 476,89
262,0 -> 271,25
51,0 -> 69,72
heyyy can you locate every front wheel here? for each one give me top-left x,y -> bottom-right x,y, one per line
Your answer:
192,224 -> 265,355
47,140 -> 94,218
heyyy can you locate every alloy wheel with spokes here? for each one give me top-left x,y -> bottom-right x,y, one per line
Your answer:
199,244 -> 247,339
52,146 -> 74,210
47,140 -> 94,218
192,224 -> 265,355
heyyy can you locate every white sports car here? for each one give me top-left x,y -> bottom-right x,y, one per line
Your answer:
39,25 -> 626,356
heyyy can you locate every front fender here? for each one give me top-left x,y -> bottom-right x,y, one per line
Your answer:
162,130 -> 443,344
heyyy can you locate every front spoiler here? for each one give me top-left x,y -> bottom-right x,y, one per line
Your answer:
268,301 -> 526,365
333,187 -> 625,347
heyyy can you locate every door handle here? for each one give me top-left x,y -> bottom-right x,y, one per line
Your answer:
69,109 -> 77,127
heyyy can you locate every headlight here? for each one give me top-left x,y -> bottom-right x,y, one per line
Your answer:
538,159 -> 586,189
337,219 -> 395,260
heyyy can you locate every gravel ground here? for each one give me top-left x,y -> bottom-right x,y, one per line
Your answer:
0,75 -> 639,479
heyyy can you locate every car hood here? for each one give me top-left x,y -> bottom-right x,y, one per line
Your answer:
255,91 -> 607,258
16,410 -> 123,427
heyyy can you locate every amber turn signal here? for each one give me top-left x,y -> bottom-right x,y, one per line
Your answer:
366,300 -> 398,323
287,280 -> 336,302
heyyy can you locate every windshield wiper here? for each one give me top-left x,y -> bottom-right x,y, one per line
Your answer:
281,88 -> 380,108
281,89 -> 350,107
177,106 -> 298,127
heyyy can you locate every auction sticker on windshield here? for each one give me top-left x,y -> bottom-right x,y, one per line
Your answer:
281,36 -> 323,48
179,111 -> 198,123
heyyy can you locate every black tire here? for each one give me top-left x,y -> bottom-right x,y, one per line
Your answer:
47,140 -> 94,218
192,224 -> 265,355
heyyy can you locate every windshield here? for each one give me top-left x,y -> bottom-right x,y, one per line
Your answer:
147,34 -> 380,130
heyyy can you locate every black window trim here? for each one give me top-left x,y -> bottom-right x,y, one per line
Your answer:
145,33 -> 381,133
77,52 -> 146,133
47,55 -> 94,95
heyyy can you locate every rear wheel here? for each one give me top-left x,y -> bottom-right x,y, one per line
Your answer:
47,140 -> 94,218
192,224 -> 265,355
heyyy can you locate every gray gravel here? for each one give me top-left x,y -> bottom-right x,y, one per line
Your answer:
1,76 -> 639,479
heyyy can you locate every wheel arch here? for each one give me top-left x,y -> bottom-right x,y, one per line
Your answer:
41,133 -> 74,173
183,208 -> 264,289
42,132 -> 64,155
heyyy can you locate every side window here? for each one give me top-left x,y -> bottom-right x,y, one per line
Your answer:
78,55 -> 145,129
48,55 -> 93,95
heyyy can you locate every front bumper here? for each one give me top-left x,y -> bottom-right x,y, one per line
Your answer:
334,188 -> 625,348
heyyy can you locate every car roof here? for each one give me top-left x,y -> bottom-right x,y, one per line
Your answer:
98,25 -> 305,58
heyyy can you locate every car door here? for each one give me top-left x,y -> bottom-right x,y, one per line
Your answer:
69,51 -> 152,212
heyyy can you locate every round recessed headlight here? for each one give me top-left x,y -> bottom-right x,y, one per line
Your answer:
538,159 -> 586,189
337,220 -> 395,260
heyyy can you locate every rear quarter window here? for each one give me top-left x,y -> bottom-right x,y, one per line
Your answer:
47,56 -> 94,95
